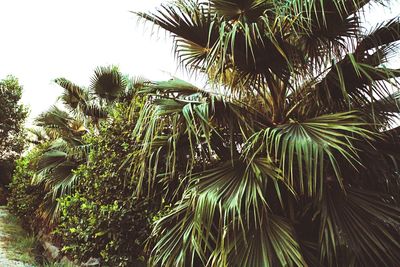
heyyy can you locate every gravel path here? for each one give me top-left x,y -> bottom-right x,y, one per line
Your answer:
0,207 -> 35,267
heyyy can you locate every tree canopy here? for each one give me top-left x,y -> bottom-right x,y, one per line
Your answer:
0,76 -> 27,185
130,0 -> 400,266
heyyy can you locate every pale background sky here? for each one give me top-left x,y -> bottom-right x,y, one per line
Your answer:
0,0 -> 399,124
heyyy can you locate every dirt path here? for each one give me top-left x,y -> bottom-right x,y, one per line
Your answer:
0,207 -> 35,267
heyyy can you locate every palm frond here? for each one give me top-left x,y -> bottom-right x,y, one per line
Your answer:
35,106 -> 72,131
90,65 -> 126,101
26,127 -> 49,144
150,158 -> 304,267
210,0 -> 273,22
312,53 -> 400,110
245,111 -> 375,196
32,138 -> 86,222
356,18 -> 400,54
318,187 -> 400,266
54,78 -> 89,111
136,2 -> 218,72
139,78 -> 202,95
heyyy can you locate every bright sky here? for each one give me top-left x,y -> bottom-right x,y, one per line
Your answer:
0,0 -> 399,123
0,0 -> 177,123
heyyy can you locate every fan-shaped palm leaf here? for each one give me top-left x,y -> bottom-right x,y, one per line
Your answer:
90,65 -> 127,101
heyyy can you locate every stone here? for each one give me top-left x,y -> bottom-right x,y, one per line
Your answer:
43,241 -> 60,260
82,257 -> 101,266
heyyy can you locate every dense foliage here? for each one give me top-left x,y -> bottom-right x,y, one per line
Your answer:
55,103 -> 155,266
8,72 -> 157,266
31,67 -> 146,223
7,146 -> 46,229
0,76 -> 27,188
129,0 -> 400,266
6,1 -> 400,267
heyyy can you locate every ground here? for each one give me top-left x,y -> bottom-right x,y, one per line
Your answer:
0,206 -> 36,267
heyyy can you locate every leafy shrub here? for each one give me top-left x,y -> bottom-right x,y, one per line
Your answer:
55,103 -> 156,266
7,147 -> 46,228
57,193 -> 151,266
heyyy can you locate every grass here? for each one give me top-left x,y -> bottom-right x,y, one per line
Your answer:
0,207 -> 77,267
0,208 -> 39,265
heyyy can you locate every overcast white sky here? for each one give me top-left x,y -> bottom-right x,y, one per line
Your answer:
0,0 -> 399,123
0,0 -> 177,123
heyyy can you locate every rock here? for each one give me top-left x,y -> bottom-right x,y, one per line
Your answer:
82,257 -> 101,266
43,241 -> 60,260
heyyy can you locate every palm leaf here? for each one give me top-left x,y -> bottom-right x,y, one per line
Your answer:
136,2 -> 218,72
150,158 -> 304,267
245,111 -> 374,196
90,65 -> 126,101
356,19 -> 400,53
54,78 -> 89,111
318,187 -> 400,266
209,0 -> 272,22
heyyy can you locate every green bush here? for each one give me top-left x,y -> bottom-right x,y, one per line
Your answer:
55,104 -> 156,266
7,147 -> 46,228
57,193 -> 151,266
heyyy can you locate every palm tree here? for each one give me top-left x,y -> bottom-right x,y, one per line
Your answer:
131,1 -> 400,266
32,66 -> 146,223
55,65 -> 133,124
